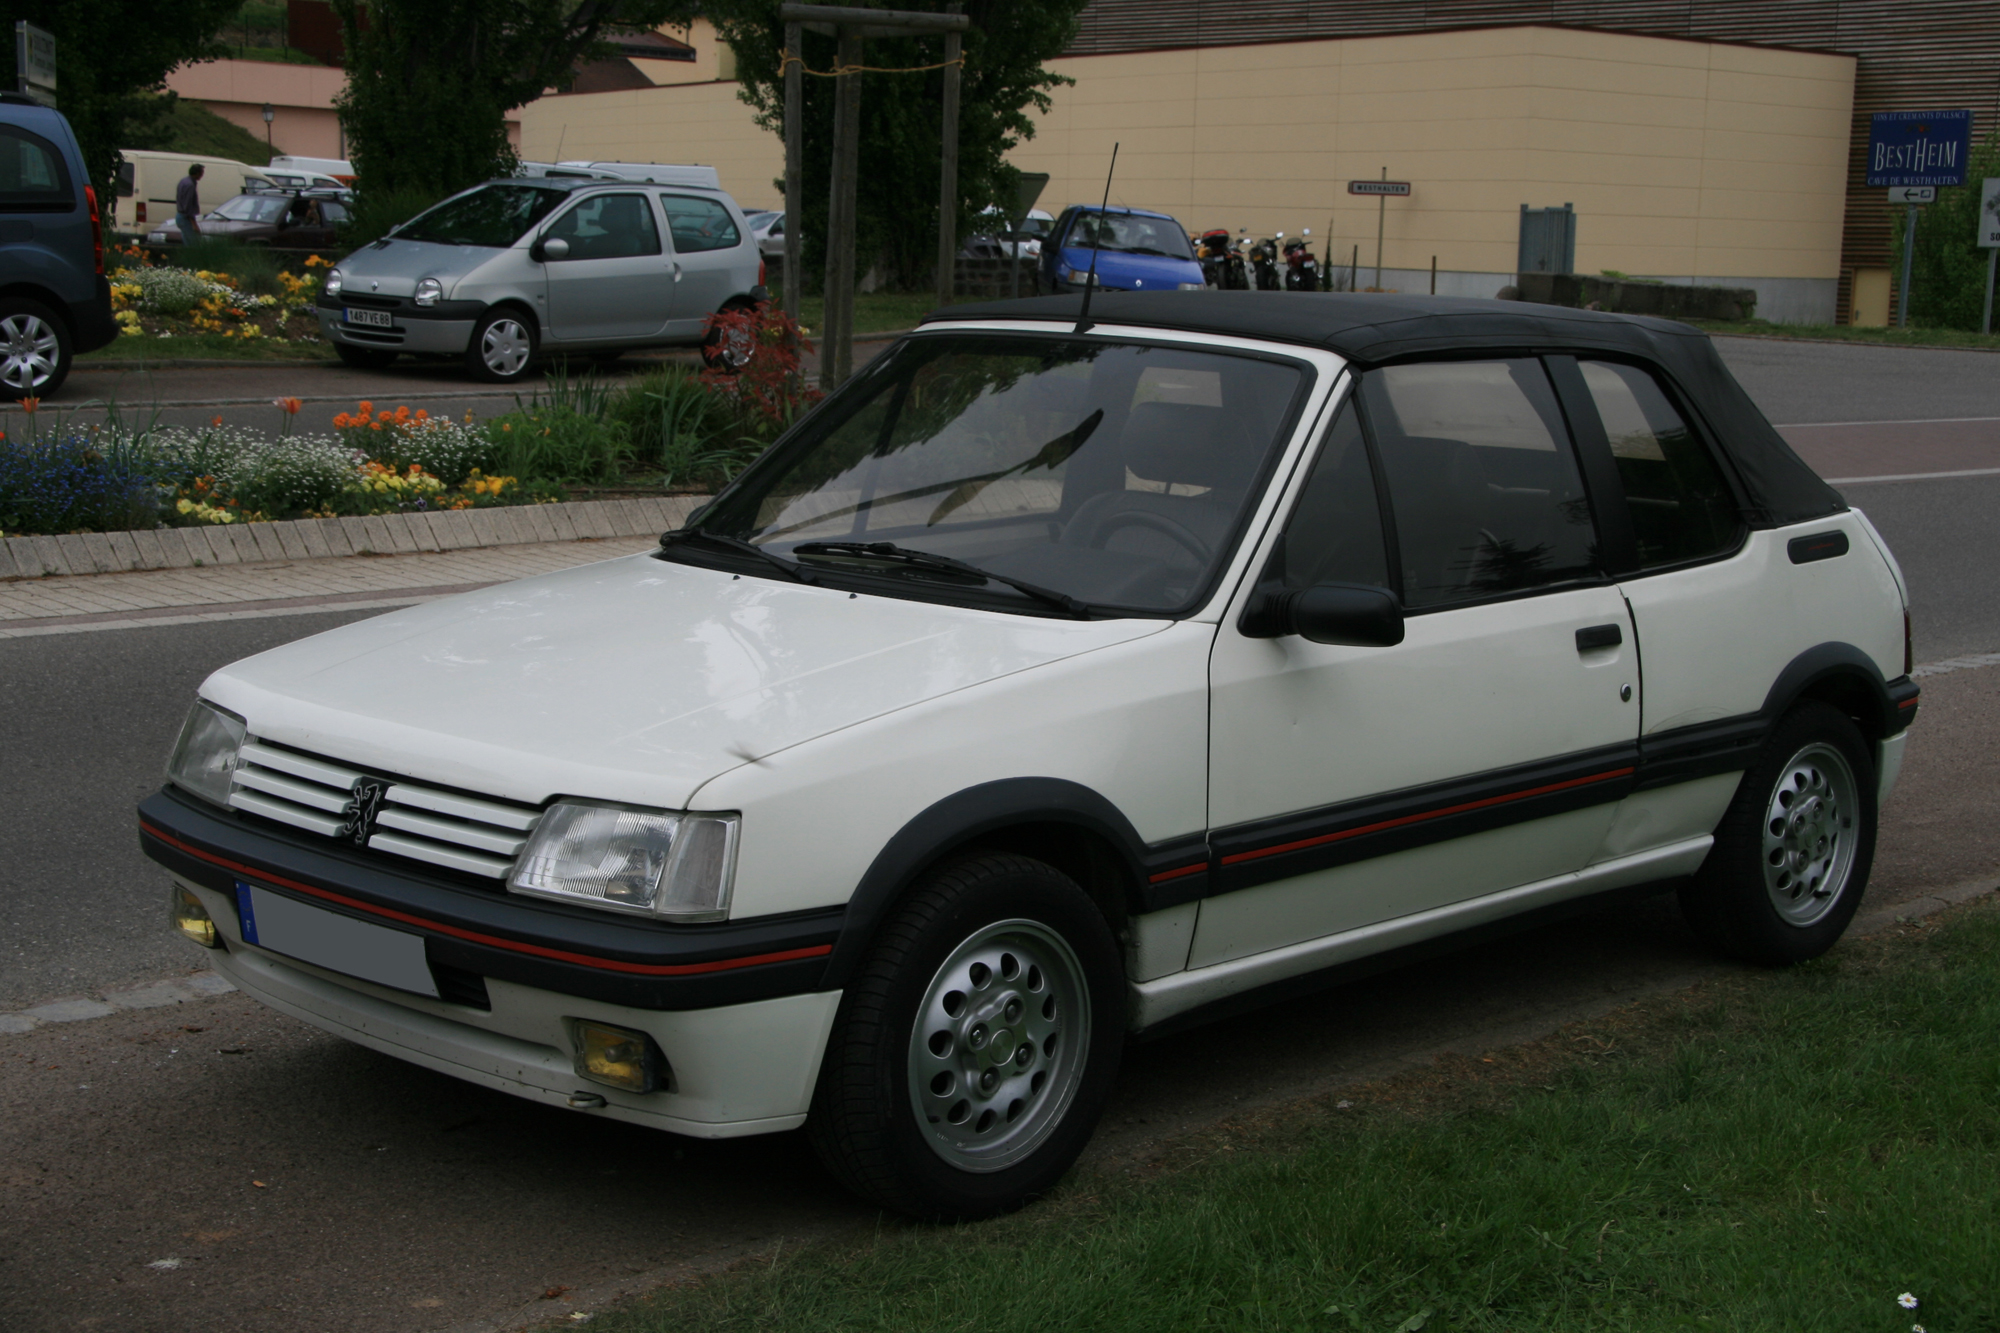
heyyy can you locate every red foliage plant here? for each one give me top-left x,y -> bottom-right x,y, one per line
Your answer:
699,301 -> 824,429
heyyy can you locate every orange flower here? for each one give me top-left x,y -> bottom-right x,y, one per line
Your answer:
414,408 -> 428,421
273,396 -> 303,415
333,413 -> 352,428
211,416 -> 224,427
357,400 -> 373,416
369,420 -> 382,431
19,397 -> 38,413
393,405 -> 411,422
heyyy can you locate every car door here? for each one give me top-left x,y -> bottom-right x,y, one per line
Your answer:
1197,358 -> 1642,968
540,191 -> 673,343
658,193 -> 747,337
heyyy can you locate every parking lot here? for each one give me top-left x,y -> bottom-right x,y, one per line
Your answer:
2,334 -> 1997,1332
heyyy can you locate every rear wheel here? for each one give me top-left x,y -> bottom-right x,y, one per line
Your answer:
808,853 -> 1123,1220
1680,701 -> 1877,964
333,342 -> 397,370
465,307 -> 537,384
0,297 -> 71,399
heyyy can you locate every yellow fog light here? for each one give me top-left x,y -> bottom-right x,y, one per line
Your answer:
172,884 -> 222,948
570,1020 -> 667,1094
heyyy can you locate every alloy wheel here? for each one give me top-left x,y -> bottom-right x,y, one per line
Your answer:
480,318 -> 532,378
1760,740 -> 1860,926
0,313 -> 60,392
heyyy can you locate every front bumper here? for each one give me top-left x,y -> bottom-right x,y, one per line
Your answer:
319,307 -> 477,355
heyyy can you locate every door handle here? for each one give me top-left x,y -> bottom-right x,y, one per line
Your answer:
1575,623 -> 1623,653
673,262 -> 683,282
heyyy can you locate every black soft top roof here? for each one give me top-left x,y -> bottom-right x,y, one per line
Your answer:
926,291 -> 1842,528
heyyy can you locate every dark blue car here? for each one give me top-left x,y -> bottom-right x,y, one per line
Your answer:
1038,205 -> 1205,295
0,92 -> 118,398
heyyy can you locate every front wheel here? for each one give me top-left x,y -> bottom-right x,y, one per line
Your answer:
0,297 -> 72,399
1679,700 -> 1877,964
465,307 -> 538,384
807,853 -> 1124,1220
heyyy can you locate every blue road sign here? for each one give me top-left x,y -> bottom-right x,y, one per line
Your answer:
1867,109 -> 1971,188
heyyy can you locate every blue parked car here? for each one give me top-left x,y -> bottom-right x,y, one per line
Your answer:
0,92 -> 118,399
1038,205 -> 1206,296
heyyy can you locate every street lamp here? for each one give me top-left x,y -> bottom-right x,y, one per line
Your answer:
262,102 -> 274,153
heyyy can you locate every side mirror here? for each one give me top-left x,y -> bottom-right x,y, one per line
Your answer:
1240,582 -> 1404,646
533,235 -> 569,261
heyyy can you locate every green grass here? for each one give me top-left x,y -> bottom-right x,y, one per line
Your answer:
775,290 -> 941,337
123,96 -> 275,167
1691,318 -> 2000,351
78,333 -> 329,362
581,902 -> 2000,1333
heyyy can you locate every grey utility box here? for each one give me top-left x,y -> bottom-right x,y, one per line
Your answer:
1519,203 -> 1576,275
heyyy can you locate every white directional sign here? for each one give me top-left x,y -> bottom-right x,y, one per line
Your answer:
14,21 -> 54,107
1888,185 -> 1937,204
1981,178 -> 2000,249
1349,180 -> 1411,197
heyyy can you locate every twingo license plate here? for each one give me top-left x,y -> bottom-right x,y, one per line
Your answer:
343,306 -> 393,329
236,881 -> 439,997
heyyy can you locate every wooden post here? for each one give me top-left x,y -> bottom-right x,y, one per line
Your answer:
783,21 -> 802,324
935,8 -> 962,309
823,29 -> 862,388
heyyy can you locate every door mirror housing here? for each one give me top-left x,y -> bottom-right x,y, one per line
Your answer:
1241,582 -> 1404,646
533,235 -> 570,262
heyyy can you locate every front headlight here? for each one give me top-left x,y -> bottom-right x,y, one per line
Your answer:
324,267 -> 344,297
413,277 -> 443,307
509,801 -> 738,921
166,700 -> 245,808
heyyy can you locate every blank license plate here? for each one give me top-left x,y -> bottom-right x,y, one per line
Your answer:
343,306 -> 393,328
237,882 -> 439,997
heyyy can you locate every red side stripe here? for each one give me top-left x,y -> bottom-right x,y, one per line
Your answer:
1898,698 -> 1919,709
1147,862 -> 1207,884
1219,767 -> 1637,867
140,821 -> 832,977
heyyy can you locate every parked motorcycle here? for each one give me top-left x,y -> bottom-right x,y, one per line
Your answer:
1198,228 -> 1249,289
1250,234 -> 1281,291
1283,230 -> 1321,292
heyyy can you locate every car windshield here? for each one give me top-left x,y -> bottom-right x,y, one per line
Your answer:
1066,213 -> 1195,260
212,195 -> 289,223
396,184 -> 564,247
685,334 -> 1307,614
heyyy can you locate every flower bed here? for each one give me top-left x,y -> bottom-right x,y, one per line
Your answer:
106,244 -> 330,347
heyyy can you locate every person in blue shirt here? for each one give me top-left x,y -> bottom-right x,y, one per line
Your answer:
174,165 -> 204,244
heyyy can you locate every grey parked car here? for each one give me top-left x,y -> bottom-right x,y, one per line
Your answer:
0,92 -> 119,398
318,178 -> 768,382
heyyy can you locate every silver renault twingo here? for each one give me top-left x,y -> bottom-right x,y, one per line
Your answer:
316,177 -> 767,382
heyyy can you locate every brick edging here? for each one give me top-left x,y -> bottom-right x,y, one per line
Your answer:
0,495 -> 707,581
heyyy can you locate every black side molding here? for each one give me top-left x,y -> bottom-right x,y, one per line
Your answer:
1788,531 -> 1849,564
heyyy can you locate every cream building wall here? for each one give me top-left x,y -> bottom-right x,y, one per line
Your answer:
1010,26 -> 1855,321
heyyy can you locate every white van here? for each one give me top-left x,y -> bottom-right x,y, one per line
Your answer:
112,150 -> 270,236
268,154 -> 354,183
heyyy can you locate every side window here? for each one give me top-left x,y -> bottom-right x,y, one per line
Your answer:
0,125 -> 72,212
544,192 -> 661,260
1272,400 -> 1389,591
1360,359 -> 1599,610
1578,361 -> 1743,569
659,194 -> 741,253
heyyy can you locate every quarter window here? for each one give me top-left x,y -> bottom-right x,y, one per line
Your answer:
1272,401 -> 1389,591
1360,359 -> 1599,609
545,192 -> 661,260
659,194 -> 741,253
1578,361 -> 1742,569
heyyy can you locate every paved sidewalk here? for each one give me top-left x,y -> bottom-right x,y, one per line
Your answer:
0,535 -> 659,637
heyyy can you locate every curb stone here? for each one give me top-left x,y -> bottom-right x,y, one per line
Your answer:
3,970 -> 238,1035
2,494 -> 706,582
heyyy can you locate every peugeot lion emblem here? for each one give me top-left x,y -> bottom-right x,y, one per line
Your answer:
341,777 -> 389,845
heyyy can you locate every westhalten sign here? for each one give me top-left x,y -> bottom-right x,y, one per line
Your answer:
1867,109 -> 1971,188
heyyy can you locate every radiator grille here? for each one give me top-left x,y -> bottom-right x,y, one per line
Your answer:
229,739 -> 541,879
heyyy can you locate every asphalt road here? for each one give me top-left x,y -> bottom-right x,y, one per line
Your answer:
3,334 -> 1998,1332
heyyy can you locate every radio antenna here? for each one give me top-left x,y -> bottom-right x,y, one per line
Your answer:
1074,142 -> 1119,334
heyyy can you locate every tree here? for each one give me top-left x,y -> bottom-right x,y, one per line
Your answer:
331,0 -> 699,201
710,0 -> 1089,292
0,0 -> 241,201
1892,133 -> 2000,330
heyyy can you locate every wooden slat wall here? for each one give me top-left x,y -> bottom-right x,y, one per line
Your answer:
1067,0 -> 2000,321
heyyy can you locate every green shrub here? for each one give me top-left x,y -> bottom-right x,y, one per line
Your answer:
175,238 -> 286,297
1892,131 -> 2000,330
607,365 -> 758,490
487,406 -> 628,485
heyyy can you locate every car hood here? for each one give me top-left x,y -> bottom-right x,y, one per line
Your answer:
202,553 -> 1171,810
1059,246 -> 1203,291
334,237 -> 504,295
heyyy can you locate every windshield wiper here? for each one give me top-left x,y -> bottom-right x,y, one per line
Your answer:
791,542 -> 1090,617
1121,246 -> 1176,257
658,528 -> 819,585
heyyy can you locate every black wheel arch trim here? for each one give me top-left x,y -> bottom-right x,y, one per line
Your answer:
821,778 -> 1206,989
1760,640 -> 1912,740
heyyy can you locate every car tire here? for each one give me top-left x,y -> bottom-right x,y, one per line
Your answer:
700,304 -> 757,374
0,297 -> 72,400
465,307 -> 538,384
1679,700 -> 1877,965
333,342 -> 398,371
807,852 -> 1124,1220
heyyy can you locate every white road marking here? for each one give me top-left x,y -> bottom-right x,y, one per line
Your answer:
1830,466 -> 2000,485
1774,415 -> 2000,428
